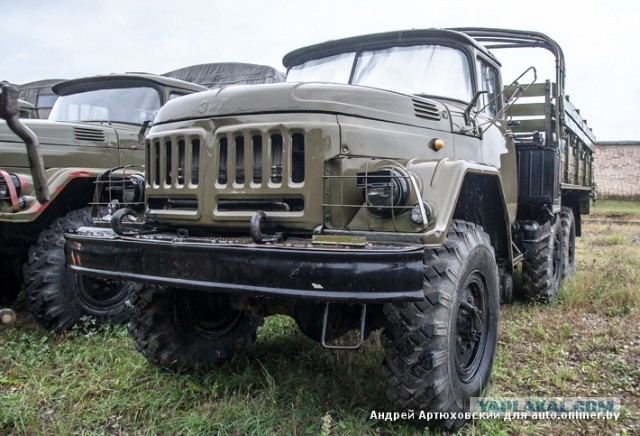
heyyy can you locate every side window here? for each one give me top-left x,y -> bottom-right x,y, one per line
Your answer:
477,60 -> 499,116
36,93 -> 58,109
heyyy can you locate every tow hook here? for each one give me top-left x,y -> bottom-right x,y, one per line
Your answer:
111,207 -> 138,236
250,210 -> 283,243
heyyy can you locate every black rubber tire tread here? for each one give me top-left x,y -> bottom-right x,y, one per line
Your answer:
127,286 -> 264,373
499,266 -> 515,305
520,216 -> 563,303
381,220 -> 500,432
560,206 -> 576,280
22,207 -> 134,331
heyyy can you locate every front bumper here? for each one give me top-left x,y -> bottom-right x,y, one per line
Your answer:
65,228 -> 425,303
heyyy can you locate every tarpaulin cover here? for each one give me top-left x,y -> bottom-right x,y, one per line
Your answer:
162,63 -> 285,88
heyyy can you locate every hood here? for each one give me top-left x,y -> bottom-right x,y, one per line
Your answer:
0,119 -> 140,169
155,82 -> 451,131
0,119 -> 134,147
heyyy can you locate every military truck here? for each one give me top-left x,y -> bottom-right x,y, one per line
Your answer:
0,82 -> 40,119
0,73 -> 207,331
1,83 -> 49,332
17,79 -> 65,119
65,29 -> 595,431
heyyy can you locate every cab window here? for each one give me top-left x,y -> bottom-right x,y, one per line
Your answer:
477,60 -> 499,115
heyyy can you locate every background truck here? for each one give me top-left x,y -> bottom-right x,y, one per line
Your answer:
0,73 -> 207,330
66,28 -> 595,431
0,83 -> 50,332
17,79 -> 65,119
162,62 -> 285,87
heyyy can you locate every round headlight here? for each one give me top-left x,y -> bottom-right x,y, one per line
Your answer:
122,174 -> 145,204
357,167 -> 409,218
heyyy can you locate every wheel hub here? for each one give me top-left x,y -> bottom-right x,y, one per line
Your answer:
182,293 -> 244,340
74,275 -> 128,309
455,271 -> 488,382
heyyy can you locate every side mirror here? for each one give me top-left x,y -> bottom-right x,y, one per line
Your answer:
463,66 -> 537,136
137,119 -> 152,145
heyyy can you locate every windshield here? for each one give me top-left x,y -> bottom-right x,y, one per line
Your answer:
287,45 -> 472,101
49,86 -> 162,125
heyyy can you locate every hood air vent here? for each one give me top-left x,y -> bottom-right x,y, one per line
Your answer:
412,99 -> 441,121
74,127 -> 106,142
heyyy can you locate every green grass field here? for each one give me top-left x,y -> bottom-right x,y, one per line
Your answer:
1,200 -> 638,434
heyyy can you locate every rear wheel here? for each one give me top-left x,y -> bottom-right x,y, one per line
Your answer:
520,215 -> 563,303
382,220 -> 500,432
23,207 -> 134,331
560,207 -> 576,279
128,286 -> 264,372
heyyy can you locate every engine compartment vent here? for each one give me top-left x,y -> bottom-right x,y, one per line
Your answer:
74,127 -> 106,142
412,99 -> 441,121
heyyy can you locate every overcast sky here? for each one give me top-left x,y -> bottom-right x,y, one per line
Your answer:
2,0 -> 638,141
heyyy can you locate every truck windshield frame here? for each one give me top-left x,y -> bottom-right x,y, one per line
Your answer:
49,86 -> 162,126
287,44 -> 473,102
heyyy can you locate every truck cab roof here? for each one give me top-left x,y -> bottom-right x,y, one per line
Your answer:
282,28 -> 499,69
52,73 -> 207,97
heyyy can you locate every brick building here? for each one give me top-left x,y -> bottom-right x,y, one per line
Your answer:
595,141 -> 640,199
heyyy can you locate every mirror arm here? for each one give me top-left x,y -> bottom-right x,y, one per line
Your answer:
464,90 -> 487,125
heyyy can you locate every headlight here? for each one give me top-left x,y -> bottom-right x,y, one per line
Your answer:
356,167 -> 409,218
0,174 -> 21,199
103,173 -> 145,209
122,174 -> 145,204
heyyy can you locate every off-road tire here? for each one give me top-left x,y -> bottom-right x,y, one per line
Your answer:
560,206 -> 576,279
382,220 -> 500,432
128,286 -> 264,372
520,216 -> 563,303
23,207 -> 134,331
499,266 -> 515,305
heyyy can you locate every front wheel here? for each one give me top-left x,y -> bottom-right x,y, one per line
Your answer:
128,286 -> 264,372
382,220 -> 500,432
23,207 -> 134,331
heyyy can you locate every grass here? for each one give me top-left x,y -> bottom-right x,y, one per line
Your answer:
1,199 -> 639,434
590,198 -> 640,220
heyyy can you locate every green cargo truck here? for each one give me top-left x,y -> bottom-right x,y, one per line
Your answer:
0,83 -> 49,332
66,28 -> 595,431
0,74 -> 206,330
